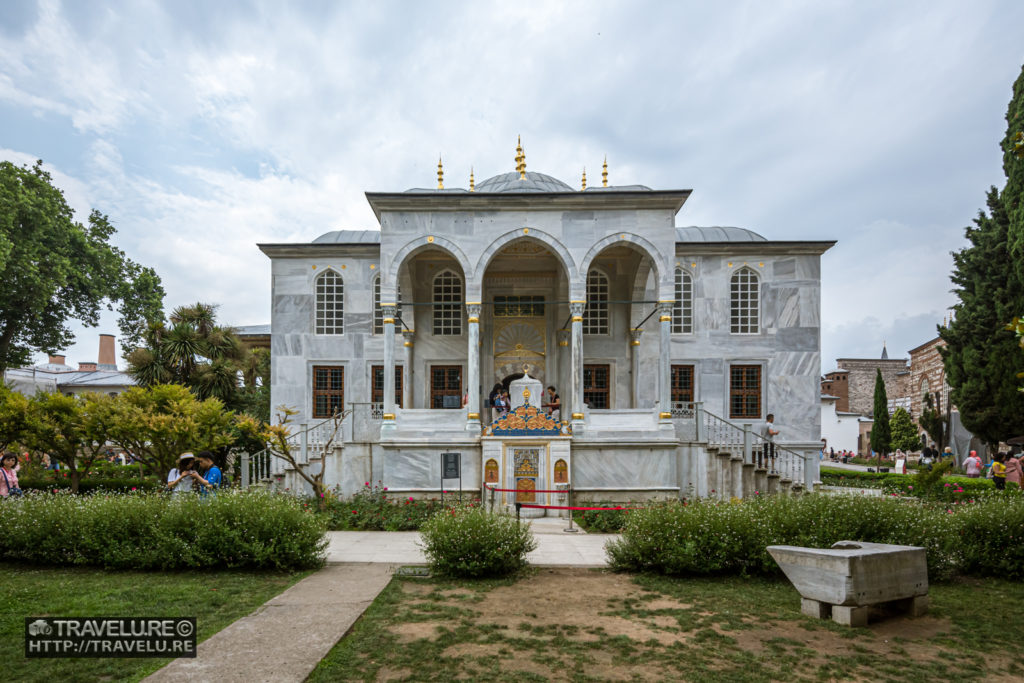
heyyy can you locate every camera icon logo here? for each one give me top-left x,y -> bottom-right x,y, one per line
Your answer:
28,619 -> 52,636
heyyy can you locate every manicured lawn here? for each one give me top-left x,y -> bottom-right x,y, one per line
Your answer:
0,563 -> 310,683
310,568 -> 1023,682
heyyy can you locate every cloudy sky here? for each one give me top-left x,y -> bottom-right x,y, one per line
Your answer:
2,0 -> 1022,370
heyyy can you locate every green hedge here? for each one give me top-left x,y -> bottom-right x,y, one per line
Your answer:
606,495 -> 1024,580
820,466 -> 1002,502
323,482 -> 450,531
0,490 -> 327,570
419,505 -> 536,578
18,477 -> 165,494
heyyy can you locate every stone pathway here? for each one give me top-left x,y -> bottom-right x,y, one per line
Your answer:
146,518 -> 617,682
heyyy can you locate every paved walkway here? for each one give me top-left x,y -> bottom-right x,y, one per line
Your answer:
325,516 -> 616,566
147,517 -> 617,682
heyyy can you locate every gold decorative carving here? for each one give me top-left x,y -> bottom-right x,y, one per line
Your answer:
554,459 -> 568,484
484,459 -> 499,483
467,317 -> 479,324
571,316 -> 583,323
571,412 -> 584,420
659,411 -> 672,419
382,413 -> 395,420
467,412 -> 479,420
659,315 -> 671,322
427,236 -> 435,243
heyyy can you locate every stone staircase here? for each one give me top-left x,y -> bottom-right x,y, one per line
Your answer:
706,447 -> 806,500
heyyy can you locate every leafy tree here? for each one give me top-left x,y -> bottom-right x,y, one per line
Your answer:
127,303 -> 268,417
0,384 -> 29,452
22,392 -> 113,493
940,80 -> 1024,443
101,384 -> 236,476
0,160 -> 164,371
889,407 -> 920,453
918,391 -> 945,449
870,369 -> 890,460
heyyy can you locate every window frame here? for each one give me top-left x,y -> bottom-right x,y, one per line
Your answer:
672,267 -> 693,334
430,365 -> 463,409
728,364 -> 761,420
312,365 -> 345,418
671,364 -> 695,406
583,268 -> 610,335
314,269 -> 345,335
729,267 -> 759,335
432,269 -> 463,336
583,363 -> 611,409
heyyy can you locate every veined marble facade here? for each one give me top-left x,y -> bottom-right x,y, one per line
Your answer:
258,157 -> 834,503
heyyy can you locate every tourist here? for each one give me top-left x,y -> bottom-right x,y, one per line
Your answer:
962,450 -> 983,478
920,448 -> 934,471
488,383 -> 503,422
760,413 -> 779,472
166,453 -> 197,495
943,446 -> 953,463
543,385 -> 561,421
1006,453 -> 1023,489
192,451 -> 223,495
0,452 -> 22,498
992,452 -> 1007,490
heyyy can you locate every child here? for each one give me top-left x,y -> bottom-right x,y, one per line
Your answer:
992,452 -> 1007,491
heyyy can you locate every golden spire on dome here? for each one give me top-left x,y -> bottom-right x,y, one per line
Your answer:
515,136 -> 526,179
437,156 -> 444,189
469,166 -> 475,192
581,168 -> 587,191
602,155 -> 608,187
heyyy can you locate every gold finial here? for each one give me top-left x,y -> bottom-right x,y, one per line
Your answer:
602,155 -> 608,187
469,166 -> 475,192
437,156 -> 444,189
581,167 -> 587,190
515,135 -> 526,179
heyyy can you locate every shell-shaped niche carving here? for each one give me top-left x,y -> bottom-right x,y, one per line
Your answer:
494,321 -> 545,357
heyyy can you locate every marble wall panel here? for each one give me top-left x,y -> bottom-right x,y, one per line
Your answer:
573,447 -> 676,489
382,447 -> 482,489
775,287 -> 800,328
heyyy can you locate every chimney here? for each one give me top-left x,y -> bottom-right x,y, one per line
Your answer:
48,354 -> 67,366
79,362 -> 97,372
98,334 -> 117,370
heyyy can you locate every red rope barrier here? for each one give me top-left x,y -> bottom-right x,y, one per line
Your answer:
518,504 -> 634,511
487,485 -> 569,491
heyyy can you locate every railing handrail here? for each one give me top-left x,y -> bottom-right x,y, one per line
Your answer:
701,408 -> 810,462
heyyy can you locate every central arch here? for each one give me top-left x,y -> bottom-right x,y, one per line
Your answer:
473,229 -> 577,294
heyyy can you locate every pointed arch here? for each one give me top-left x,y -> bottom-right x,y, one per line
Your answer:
474,229 -> 577,286
579,232 -> 665,297
385,235 -> 472,296
314,268 -> 344,335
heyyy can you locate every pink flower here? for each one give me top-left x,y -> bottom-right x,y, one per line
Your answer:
408,496 -> 414,502
131,487 -> 137,491
365,482 -> 370,486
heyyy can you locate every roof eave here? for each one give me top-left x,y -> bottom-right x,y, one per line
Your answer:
675,240 -> 836,256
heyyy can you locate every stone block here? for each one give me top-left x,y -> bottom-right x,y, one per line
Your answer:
831,605 -> 869,627
801,598 -> 830,619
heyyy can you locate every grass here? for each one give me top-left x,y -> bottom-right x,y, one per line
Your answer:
309,569 -> 1024,682
0,562 -> 310,683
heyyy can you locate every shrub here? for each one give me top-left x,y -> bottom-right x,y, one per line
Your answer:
419,505 -> 537,578
604,494 -> 1004,580
0,489 -> 326,570
820,466 -> 998,502
324,482 -> 449,531
18,477 -> 164,494
573,503 -> 632,533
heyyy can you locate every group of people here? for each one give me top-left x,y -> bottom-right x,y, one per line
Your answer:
166,452 -> 222,496
963,450 -> 1023,489
487,383 -> 561,423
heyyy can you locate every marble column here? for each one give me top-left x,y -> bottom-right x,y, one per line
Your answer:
381,303 -> 397,436
569,301 -> 585,428
402,329 -> 415,409
657,301 -> 673,424
466,302 -> 482,433
629,328 -> 643,408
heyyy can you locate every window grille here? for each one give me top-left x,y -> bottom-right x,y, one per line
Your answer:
672,268 -> 693,334
312,366 -> 344,418
315,270 -> 344,335
730,267 -> 759,334
432,270 -> 462,335
729,365 -> 761,419
583,364 -> 610,409
583,269 -> 609,335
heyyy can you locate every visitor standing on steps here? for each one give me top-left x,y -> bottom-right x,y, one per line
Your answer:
760,413 -> 780,473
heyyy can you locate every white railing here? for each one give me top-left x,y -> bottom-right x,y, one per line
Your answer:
671,401 -> 701,441
700,408 -> 811,488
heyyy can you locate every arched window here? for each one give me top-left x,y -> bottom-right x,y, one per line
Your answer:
315,269 -> 344,335
432,269 -> 462,335
729,267 -> 759,334
583,269 -> 609,335
672,268 -> 693,334
373,277 -> 401,335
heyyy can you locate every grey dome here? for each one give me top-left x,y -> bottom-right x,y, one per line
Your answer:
675,226 -> 767,242
312,230 -> 382,244
475,171 -> 574,193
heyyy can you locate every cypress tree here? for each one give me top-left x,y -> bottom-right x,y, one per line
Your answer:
941,63 -> 1024,445
870,368 -> 890,460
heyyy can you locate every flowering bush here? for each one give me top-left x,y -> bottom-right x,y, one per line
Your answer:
0,489 -> 326,570
17,476 -> 164,494
573,503 -> 633,533
324,482 -> 468,531
419,505 -> 537,578
821,466 -> 1000,502
606,494 -> 1024,580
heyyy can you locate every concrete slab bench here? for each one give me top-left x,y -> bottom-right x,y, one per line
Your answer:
767,541 -> 928,627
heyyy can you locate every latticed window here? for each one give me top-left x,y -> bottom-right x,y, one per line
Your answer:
583,269 -> 609,335
671,364 -> 694,405
315,270 -> 344,335
730,267 -> 759,334
583,364 -> 610,409
312,366 -> 344,418
430,365 -> 462,408
729,365 -> 761,419
493,295 -> 545,317
373,278 -> 401,335
672,268 -> 693,334
371,365 -> 403,407
432,270 -> 462,335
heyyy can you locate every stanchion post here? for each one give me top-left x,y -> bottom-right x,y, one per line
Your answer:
564,484 -> 578,533
515,502 -> 521,521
